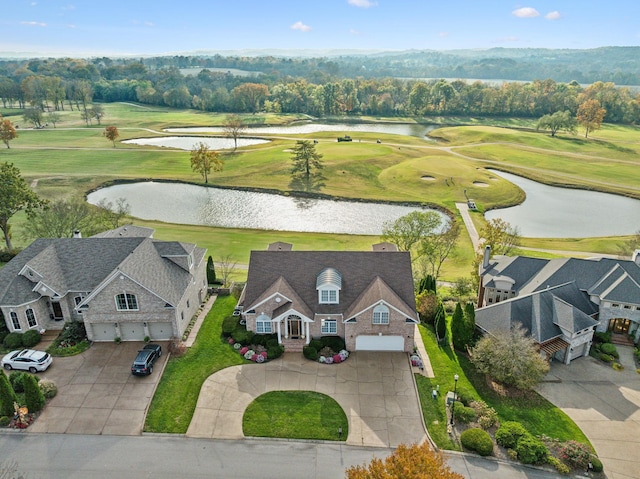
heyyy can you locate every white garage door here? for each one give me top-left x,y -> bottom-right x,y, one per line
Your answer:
149,322 -> 174,340
120,322 -> 146,341
355,335 -> 405,351
91,323 -> 117,342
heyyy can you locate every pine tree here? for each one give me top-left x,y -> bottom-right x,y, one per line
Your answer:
451,302 -> 466,350
434,303 -> 446,342
206,255 -> 216,284
23,374 -> 45,413
464,302 -> 476,346
0,372 -> 17,417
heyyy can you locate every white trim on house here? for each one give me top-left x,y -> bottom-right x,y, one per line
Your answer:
246,292 -> 293,314
345,299 -> 419,324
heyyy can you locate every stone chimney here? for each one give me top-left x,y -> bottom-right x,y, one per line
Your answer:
633,249 -> 640,267
482,245 -> 491,268
73,230 -> 82,238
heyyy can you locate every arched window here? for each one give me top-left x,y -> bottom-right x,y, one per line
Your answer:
10,312 -> 20,330
115,293 -> 138,311
26,308 -> 37,328
256,314 -> 272,334
373,304 -> 390,324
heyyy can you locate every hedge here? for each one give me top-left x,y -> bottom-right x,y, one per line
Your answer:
495,421 -> 528,449
460,428 -> 494,456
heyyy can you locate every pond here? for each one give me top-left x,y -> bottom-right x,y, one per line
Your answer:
122,136 -> 269,150
87,182 -> 446,235
165,122 -> 439,138
485,170 -> 640,238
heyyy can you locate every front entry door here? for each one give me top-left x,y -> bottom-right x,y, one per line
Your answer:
51,301 -> 64,321
609,318 -> 631,334
288,318 -> 301,338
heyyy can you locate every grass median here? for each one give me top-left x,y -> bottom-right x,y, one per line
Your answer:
144,295 -> 245,433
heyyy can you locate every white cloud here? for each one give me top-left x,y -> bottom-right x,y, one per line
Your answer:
20,21 -> 47,27
291,21 -> 311,32
545,11 -> 561,20
348,0 -> 377,7
438,31 -> 450,38
67,24 -> 76,29
512,7 -> 539,18
349,29 -> 362,35
30,2 -> 37,6
62,4 -> 75,10
144,21 -> 154,27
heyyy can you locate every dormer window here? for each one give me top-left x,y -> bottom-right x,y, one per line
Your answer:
317,267 -> 341,304
373,303 -> 390,324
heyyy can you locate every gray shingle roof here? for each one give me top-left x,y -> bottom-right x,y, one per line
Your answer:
242,250 -> 416,319
482,256 -> 549,289
91,225 -> 154,238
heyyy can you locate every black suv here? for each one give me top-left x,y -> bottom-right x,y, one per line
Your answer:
131,344 -> 162,376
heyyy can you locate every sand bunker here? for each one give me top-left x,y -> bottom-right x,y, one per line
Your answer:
473,181 -> 489,187
421,175 -> 436,181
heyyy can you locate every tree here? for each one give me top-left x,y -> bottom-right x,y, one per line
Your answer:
24,197 -> 105,239
577,99 -> 606,138
94,197 -> 131,230
346,441 -> 463,479
289,140 -> 325,192
46,110 -> 61,127
480,218 -> 520,256
23,108 -> 43,128
231,83 -> 269,113
617,229 -> 640,257
0,162 -> 47,250
217,254 -> 237,288
223,114 -> 247,150
0,371 -> 17,417
23,373 -> 45,413
417,275 -> 436,294
419,218 -> 461,280
0,117 -> 17,148
103,126 -> 119,147
382,211 -> 442,254
471,325 -> 550,391
206,255 -> 217,284
415,290 -> 439,324
190,142 -> 223,184
434,302 -> 446,342
452,302 -> 475,351
90,104 -> 105,125
536,110 -> 576,137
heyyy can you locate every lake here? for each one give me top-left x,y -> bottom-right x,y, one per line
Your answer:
122,137 -> 270,150
87,182 -> 446,235
485,170 -> 640,238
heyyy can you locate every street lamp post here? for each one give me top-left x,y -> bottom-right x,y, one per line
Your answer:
450,374 -> 459,426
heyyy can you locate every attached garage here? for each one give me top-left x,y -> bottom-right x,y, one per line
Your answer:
355,335 -> 405,351
148,322 -> 174,340
90,322 -> 117,342
120,322 -> 146,341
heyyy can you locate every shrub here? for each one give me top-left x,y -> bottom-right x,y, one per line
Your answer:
309,339 -> 322,351
59,321 -> 87,343
266,339 -> 279,349
321,336 -> 345,352
600,342 -> 619,358
231,329 -> 251,344
38,378 -> 57,399
515,434 -> 548,464
48,339 -> 90,357
9,371 -> 39,393
21,329 -> 41,348
453,405 -> 477,424
558,441 -> 592,469
303,346 -> 318,360
546,456 -> 571,475
23,373 -> 45,413
612,362 -> 624,371
0,373 -> 17,417
593,331 -> 611,343
3,332 -> 23,349
599,353 -> 614,362
506,448 -> 518,461
590,455 -> 603,473
460,428 -> 494,456
495,421 -> 528,449
456,388 -> 474,406
221,315 -> 238,336
267,344 -> 284,360
470,400 -> 499,429
0,416 -> 10,427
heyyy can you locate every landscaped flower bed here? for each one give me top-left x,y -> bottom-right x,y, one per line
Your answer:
228,337 -> 281,363
303,337 -> 349,364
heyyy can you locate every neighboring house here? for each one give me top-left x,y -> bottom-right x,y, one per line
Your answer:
0,226 -> 207,342
238,242 -> 419,352
476,247 -> 640,363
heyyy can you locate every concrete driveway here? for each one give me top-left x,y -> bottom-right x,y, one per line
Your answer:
187,351 -> 427,448
27,341 -> 168,435
536,345 -> 640,479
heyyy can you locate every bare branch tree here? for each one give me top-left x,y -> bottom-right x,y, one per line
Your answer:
216,254 -> 237,288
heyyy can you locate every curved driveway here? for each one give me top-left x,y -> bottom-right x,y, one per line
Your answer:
186,351 -> 427,448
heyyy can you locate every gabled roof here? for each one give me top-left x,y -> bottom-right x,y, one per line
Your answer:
476,282 -> 598,344
482,256 -> 548,289
343,276 -> 419,322
91,225 -> 154,238
247,276 -> 313,320
242,250 -> 416,319
588,265 -> 640,305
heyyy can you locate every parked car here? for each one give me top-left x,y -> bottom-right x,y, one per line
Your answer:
131,344 -> 162,376
2,349 -> 53,373
337,135 -> 352,142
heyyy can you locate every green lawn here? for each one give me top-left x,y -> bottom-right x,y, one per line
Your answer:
144,295 -> 246,433
243,391 -> 348,441
416,324 -> 590,449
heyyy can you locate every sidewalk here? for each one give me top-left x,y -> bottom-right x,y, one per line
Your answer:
411,324 -> 435,378
455,202 -> 480,251
184,294 -> 218,348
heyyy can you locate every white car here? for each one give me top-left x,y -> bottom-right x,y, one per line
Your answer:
2,349 -> 53,373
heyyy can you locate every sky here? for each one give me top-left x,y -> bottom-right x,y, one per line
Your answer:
2,0 -> 640,57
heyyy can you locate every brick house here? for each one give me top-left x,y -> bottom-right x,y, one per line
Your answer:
0,226 -> 207,342
476,247 -> 640,363
237,243 -> 419,352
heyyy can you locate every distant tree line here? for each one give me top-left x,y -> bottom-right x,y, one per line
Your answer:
1,56 -> 639,123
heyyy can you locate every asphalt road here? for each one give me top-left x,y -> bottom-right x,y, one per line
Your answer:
0,434 -> 563,479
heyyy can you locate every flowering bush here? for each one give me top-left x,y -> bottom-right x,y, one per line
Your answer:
558,441 -> 592,469
233,342 -> 242,350
228,338 -> 235,345
239,346 -> 249,356
339,350 -> 349,361
244,350 -> 255,360
319,356 -> 326,363
333,354 -> 342,363
325,356 -> 334,364
256,354 -> 265,363
260,351 -> 268,358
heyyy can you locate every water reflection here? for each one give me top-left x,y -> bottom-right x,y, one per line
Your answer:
485,170 -> 640,238
87,182 -> 445,235
122,136 -> 269,150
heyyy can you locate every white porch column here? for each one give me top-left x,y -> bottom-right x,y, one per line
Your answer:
277,321 -> 282,343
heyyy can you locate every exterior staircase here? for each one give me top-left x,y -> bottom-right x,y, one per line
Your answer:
281,338 -> 306,352
610,333 -> 635,347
